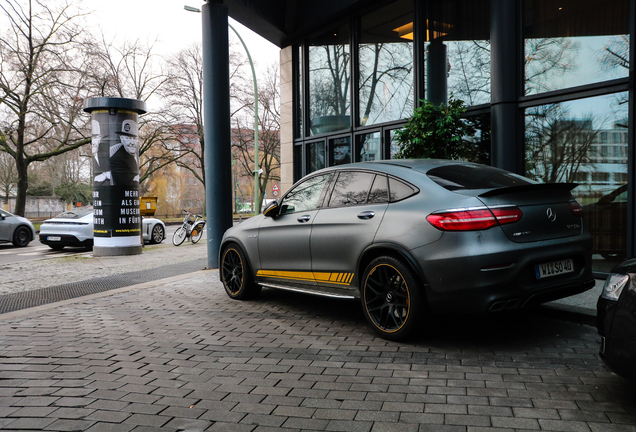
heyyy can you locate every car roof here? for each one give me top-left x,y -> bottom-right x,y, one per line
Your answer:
313,159 -> 485,175
307,159 -> 490,185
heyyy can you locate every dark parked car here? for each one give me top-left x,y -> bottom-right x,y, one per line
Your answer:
597,258 -> 636,380
220,159 -> 595,340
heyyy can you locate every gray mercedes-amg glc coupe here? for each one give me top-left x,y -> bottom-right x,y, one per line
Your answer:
220,159 -> 594,340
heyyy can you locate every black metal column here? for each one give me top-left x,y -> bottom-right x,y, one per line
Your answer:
490,0 -> 521,173
202,1 -> 233,269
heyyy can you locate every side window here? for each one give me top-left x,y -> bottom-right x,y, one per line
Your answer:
368,174 -> 389,204
328,171 -> 375,207
280,174 -> 330,215
388,177 -> 418,202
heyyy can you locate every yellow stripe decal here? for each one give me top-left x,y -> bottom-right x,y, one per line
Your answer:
257,270 -> 353,286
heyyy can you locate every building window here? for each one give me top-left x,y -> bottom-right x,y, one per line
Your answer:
425,0 -> 491,105
306,140 -> 326,174
356,132 -> 381,162
329,137 -> 352,166
308,23 -> 351,136
524,91 -> 629,271
523,0 -> 630,95
358,0 -> 414,126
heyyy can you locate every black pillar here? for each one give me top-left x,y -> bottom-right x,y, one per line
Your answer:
202,1 -> 233,269
490,0 -> 521,173
426,40 -> 448,106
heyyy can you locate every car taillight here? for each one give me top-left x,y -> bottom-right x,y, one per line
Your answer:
569,200 -> 583,217
427,207 -> 522,231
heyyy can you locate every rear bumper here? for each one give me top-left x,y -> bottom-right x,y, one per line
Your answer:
39,234 -> 92,248
413,231 -> 594,314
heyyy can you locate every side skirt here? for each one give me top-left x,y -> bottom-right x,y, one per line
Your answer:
259,282 -> 357,299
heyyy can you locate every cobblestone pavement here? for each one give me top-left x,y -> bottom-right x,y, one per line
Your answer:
0,242 -> 207,296
0,269 -> 635,432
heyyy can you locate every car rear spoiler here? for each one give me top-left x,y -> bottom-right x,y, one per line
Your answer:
478,183 -> 578,198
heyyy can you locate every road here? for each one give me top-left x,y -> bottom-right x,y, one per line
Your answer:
0,224 -> 185,266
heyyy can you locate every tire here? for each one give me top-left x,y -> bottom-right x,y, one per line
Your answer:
150,224 -> 164,244
172,226 -> 187,246
49,245 -> 65,251
12,226 -> 31,247
221,244 -> 261,300
361,256 -> 425,341
190,222 -> 204,244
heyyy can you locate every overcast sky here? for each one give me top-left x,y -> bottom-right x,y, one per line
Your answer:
89,0 -> 280,76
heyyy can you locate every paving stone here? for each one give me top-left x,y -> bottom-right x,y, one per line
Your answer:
0,263 -> 634,432
43,419 -> 95,431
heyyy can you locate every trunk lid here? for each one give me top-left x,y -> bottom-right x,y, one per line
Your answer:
476,184 -> 583,243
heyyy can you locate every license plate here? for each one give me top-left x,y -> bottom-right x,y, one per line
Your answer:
535,258 -> 574,279
47,236 -> 61,241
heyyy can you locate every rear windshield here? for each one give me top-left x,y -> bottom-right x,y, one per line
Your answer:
54,207 -> 93,219
427,165 -> 535,191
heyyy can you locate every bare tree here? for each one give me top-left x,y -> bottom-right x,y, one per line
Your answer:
524,38 -> 579,95
0,150 -> 18,203
359,42 -> 413,125
447,40 -> 491,106
309,44 -> 351,122
525,104 -> 598,184
0,0 -> 92,215
233,65 -> 281,213
85,35 -> 182,186
161,41 -> 249,187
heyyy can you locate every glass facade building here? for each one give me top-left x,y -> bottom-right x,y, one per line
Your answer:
283,0 -> 634,275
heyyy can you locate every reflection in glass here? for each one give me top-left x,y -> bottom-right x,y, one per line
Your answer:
368,175 -> 389,203
330,137 -> 351,166
306,141 -> 326,174
389,129 -> 401,159
329,172 -> 375,207
309,24 -> 351,136
296,45 -> 303,138
281,174 -> 330,214
524,92 -> 629,272
359,0 -> 414,126
356,132 -> 381,162
424,0 -> 491,105
523,0 -> 630,95
464,114 -> 491,165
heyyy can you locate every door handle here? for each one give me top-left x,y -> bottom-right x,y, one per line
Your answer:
297,215 -> 311,223
357,211 -> 375,220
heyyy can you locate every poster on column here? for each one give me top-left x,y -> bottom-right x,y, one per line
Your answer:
90,109 -> 141,244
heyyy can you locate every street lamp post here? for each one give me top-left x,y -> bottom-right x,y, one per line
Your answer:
184,5 -> 261,214
227,24 -> 261,214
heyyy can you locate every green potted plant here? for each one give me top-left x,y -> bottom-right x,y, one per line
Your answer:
394,97 -> 475,160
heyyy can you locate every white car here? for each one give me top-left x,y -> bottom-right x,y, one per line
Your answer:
39,207 -> 165,250
0,209 -> 36,247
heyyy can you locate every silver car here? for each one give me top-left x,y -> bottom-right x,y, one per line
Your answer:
39,207 -> 166,250
219,159 -> 595,340
0,209 -> 36,247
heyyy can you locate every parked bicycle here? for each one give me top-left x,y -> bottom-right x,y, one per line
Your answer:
172,210 -> 206,246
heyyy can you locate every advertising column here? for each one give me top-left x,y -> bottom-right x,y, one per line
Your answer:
83,97 -> 147,256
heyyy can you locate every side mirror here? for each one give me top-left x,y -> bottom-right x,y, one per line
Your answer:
263,201 -> 280,218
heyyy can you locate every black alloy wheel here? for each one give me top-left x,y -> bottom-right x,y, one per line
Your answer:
12,226 -> 31,247
361,256 -> 424,341
221,244 -> 261,300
